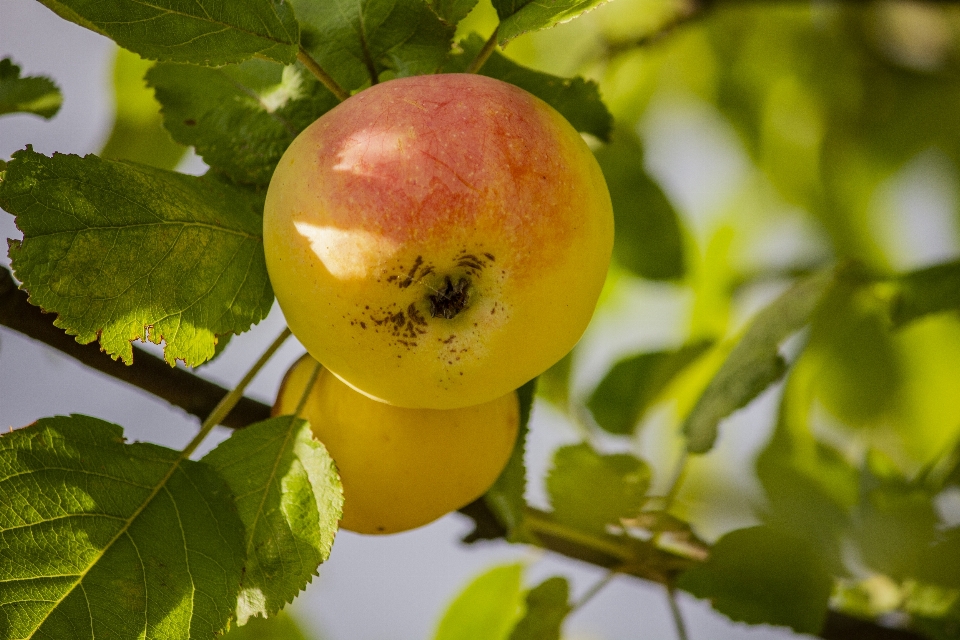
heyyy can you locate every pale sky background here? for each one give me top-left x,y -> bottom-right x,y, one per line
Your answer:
0,0 -> 873,638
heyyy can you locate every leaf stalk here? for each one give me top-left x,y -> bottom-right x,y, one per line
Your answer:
297,47 -> 351,102
181,326 -> 292,459
466,27 -> 500,74
666,585 -> 690,640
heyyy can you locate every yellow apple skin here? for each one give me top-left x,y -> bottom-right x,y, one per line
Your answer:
264,74 -> 613,409
274,355 -> 520,535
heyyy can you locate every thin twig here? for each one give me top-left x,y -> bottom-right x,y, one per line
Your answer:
0,267 -> 271,428
602,0 -> 711,58
0,267 -> 933,640
662,451 -> 690,513
571,570 -> 619,613
297,46 -> 350,102
666,585 -> 690,640
525,510 -> 637,563
181,327 -> 291,459
466,26 -> 500,74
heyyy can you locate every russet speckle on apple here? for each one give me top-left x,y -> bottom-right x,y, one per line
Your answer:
264,73 -> 614,409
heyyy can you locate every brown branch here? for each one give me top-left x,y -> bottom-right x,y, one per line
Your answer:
0,265 -> 270,429
601,0 -> 713,58
0,264 -> 931,640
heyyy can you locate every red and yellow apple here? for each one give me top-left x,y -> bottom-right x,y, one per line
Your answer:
274,354 -> 519,534
264,74 -> 613,409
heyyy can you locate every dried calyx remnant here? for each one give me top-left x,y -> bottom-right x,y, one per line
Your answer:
429,276 -> 470,319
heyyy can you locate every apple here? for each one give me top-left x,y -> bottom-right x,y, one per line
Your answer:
274,354 -> 520,534
264,74 -> 613,409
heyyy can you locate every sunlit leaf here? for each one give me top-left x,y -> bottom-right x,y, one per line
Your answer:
35,0 -> 299,65
434,563 -> 525,640
684,269 -> 834,453
0,57 -> 62,119
493,0 -> 610,44
0,148 -> 274,367
0,415 -> 244,639
203,417 -> 343,623
546,442 -> 650,535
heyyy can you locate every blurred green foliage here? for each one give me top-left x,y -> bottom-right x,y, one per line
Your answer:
99,47 -> 186,170
493,0 -> 960,635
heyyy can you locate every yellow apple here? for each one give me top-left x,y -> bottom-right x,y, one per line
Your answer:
264,74 -> 613,409
274,354 -> 520,535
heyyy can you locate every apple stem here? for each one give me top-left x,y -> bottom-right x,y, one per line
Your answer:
297,46 -> 351,102
466,27 -> 500,74
181,327 -> 292,459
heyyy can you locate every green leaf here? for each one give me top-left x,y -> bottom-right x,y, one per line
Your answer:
755,360 -> 856,573
0,57 -> 62,119
588,341 -> 712,435
484,379 -> 536,539
593,128 -> 684,279
293,0 -> 454,93
494,0 -> 610,44
222,610 -> 311,640
203,417 -> 343,624
804,277 -> 903,428
431,0 -> 480,25
99,48 -> 186,170
35,0 -> 299,66
890,260 -> 960,328
683,269 -> 834,453
507,576 -> 570,640
0,415 -> 244,639
912,599 -> 960,640
0,148 -> 274,367
446,33 -> 612,141
853,450 -> 939,581
917,527 -> 960,590
491,0 -> 529,19
546,442 -> 650,535
434,563 -> 525,640
677,525 -> 833,634
148,59 -> 339,185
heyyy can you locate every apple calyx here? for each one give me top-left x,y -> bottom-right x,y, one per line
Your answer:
428,275 -> 470,320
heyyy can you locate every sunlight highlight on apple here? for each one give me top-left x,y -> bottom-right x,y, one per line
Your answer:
293,221 -> 397,280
